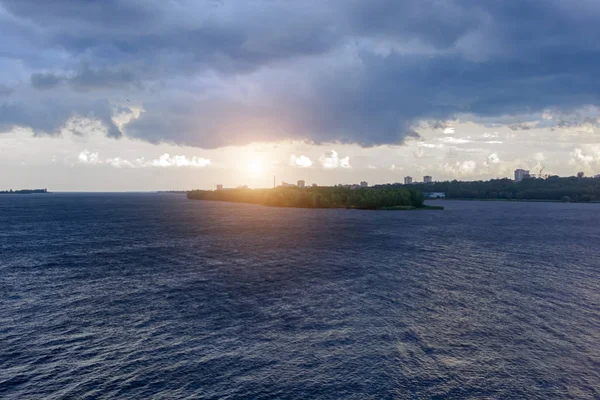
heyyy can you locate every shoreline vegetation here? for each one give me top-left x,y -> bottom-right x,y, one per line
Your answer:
0,189 -> 48,195
381,176 -> 600,203
187,187 -> 441,210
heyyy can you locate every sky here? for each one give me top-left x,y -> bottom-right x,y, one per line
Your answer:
2,0 -> 600,191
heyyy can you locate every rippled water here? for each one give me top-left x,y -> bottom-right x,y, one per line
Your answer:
1,193 -> 599,399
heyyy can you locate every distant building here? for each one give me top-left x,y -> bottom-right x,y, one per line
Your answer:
595,174 -> 600,179
514,169 -> 530,182
404,176 -> 413,185
281,181 -> 296,187
424,192 -> 446,199
312,183 -> 318,187
360,181 -> 368,188
216,184 -> 223,191
423,176 -> 432,184
297,180 -> 305,188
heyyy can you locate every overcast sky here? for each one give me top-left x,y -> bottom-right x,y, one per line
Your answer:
2,0 -> 600,190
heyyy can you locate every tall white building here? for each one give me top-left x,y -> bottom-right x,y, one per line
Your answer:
404,176 -> 413,185
297,180 -> 305,188
424,176 -> 432,183
360,181 -> 368,188
514,169 -> 530,182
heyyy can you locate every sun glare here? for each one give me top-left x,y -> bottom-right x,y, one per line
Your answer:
247,159 -> 263,176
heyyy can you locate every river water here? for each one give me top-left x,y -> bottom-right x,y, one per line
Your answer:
1,194 -> 599,399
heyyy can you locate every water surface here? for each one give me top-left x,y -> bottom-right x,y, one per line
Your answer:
1,194 -> 599,399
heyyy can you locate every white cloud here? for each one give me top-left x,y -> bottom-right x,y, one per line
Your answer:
569,148 -> 596,166
443,127 -> 455,134
486,153 -> 500,165
105,157 -> 136,168
320,150 -> 350,169
77,151 -> 210,168
441,160 -> 478,176
290,154 -> 313,167
111,105 -> 143,131
78,150 -> 99,164
439,137 -> 472,144
459,160 -> 477,173
151,153 -> 211,168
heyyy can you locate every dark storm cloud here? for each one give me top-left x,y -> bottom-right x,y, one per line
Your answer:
0,84 -> 14,96
31,72 -> 64,89
0,91 -> 121,138
68,63 -> 139,91
30,65 -> 139,92
2,0 -> 600,147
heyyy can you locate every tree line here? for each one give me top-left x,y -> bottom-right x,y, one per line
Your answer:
187,186 -> 425,209
0,188 -> 48,194
378,176 -> 600,202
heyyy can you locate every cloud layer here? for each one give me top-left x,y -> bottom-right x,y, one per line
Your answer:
290,155 -> 313,168
78,150 -> 210,168
2,0 -> 600,148
320,150 -> 351,169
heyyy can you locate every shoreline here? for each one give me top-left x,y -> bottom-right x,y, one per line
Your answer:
378,205 -> 444,210
188,198 -> 444,211
434,198 -> 600,204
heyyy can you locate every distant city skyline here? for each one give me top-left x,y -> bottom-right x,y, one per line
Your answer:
192,167 -> 600,195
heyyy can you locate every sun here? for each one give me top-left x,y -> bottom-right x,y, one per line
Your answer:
247,159 -> 263,176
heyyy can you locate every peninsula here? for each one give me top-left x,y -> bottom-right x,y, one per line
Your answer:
0,188 -> 49,195
187,186 -> 441,210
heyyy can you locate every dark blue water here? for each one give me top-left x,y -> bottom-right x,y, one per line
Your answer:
1,194 -> 599,399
